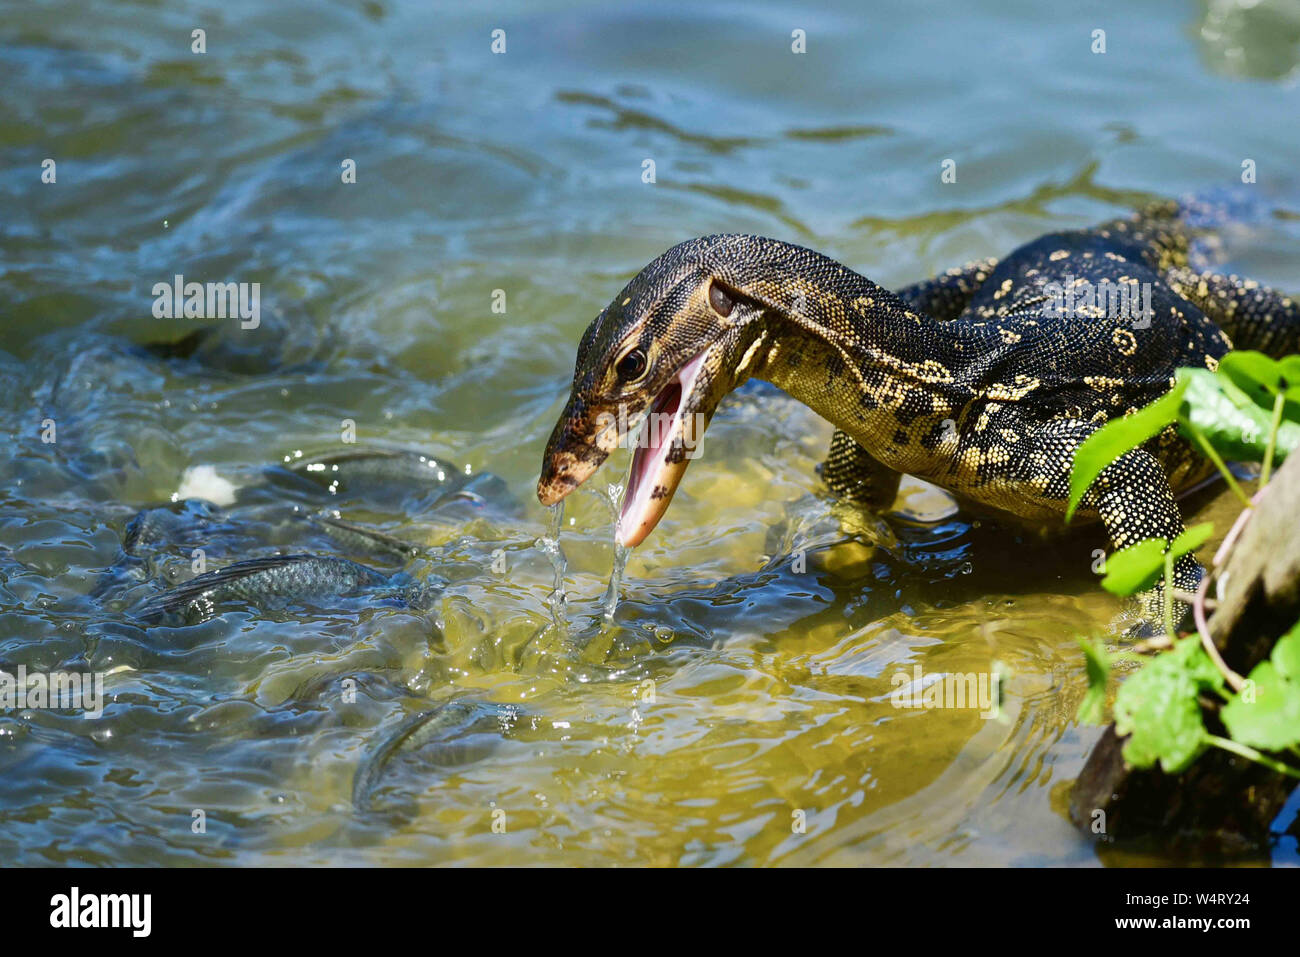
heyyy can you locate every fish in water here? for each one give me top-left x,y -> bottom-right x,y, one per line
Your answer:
253,446 -> 519,518
306,514 -> 423,564
123,498 -> 223,556
96,498 -> 410,602
100,446 -> 520,621
352,699 -> 523,814
131,553 -> 428,625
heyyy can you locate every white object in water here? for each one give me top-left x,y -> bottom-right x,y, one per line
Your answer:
174,465 -> 239,506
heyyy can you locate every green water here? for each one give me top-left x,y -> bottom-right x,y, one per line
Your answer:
2,0 -> 1299,865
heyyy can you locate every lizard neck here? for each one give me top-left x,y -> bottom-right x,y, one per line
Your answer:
728,242 -> 977,467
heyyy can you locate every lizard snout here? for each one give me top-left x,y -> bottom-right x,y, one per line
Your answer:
537,396 -> 611,506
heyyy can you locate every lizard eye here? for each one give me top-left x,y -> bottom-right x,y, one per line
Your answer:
615,347 -> 648,383
708,280 -> 735,318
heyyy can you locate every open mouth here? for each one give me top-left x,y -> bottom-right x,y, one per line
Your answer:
617,349 -> 710,548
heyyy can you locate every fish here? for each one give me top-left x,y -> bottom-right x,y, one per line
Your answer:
255,447 -> 514,511
123,499 -> 223,556
103,446 -> 515,621
352,699 -> 522,814
307,514 -> 423,564
131,553 -> 413,625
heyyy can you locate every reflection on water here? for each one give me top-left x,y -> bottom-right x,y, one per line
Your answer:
1,0 -> 1298,865
1194,0 -> 1300,80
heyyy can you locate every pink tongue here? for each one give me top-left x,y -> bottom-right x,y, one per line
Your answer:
622,388 -> 676,512
616,351 -> 706,548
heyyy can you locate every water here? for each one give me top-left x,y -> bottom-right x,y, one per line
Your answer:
598,473 -> 630,621
538,501 -> 569,635
2,0 -> 1299,865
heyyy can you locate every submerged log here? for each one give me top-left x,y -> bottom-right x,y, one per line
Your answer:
1069,450 -> 1300,853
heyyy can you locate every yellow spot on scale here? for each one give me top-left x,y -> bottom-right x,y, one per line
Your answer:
987,375 -> 1041,401
1112,327 -> 1138,356
1084,375 -> 1125,391
734,333 -> 767,376
906,359 -> 954,383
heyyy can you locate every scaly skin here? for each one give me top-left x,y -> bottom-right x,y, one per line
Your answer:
537,201 -> 1300,609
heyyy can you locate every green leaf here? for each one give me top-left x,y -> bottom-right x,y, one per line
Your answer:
1219,350 -> 1300,404
1173,633 -> 1229,699
1076,637 -> 1110,725
1170,522 -> 1214,563
1177,368 -> 1300,464
1271,620 -> 1300,682
1067,379 -> 1188,522
1216,352 -> 1300,460
1094,523 -> 1212,598
1219,351 -> 1283,397
1114,644 -> 1207,773
1100,538 -> 1168,597
1280,356 -> 1300,402
1220,660 -> 1300,752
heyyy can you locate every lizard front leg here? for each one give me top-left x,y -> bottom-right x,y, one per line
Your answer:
1085,447 -> 1204,618
818,428 -> 902,509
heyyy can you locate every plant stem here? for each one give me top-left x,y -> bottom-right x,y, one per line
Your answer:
1261,390 -> 1285,486
1173,588 -> 1213,608
1212,495 -> 1257,567
1206,734 -> 1300,779
1187,424 -> 1252,508
1193,569 -> 1245,692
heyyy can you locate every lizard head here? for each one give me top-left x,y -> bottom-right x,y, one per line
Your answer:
537,235 -> 772,547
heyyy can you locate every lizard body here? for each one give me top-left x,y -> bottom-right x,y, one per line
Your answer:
537,201 -> 1300,606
